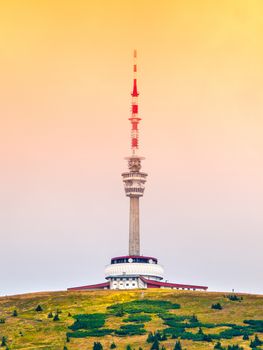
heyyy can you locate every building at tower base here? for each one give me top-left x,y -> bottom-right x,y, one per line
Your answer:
68,255 -> 208,291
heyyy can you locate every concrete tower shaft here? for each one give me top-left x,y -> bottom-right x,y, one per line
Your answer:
122,50 -> 147,256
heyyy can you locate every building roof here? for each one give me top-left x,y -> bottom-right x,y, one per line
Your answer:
111,255 -> 158,262
67,281 -> 110,291
140,276 -> 208,290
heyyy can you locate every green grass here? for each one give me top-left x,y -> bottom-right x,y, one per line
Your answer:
0,289 -> 262,349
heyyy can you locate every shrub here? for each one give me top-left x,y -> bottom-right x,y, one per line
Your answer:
35,305 -> 43,312
123,314 -> 151,323
225,294 -> 242,302
69,313 -> 106,330
108,300 -> 180,314
212,303 -> 223,310
190,314 -> 199,323
12,310 -> 18,317
173,340 -> 182,350
1,336 -> 7,347
147,332 -> 155,343
115,323 -> 146,336
93,342 -> 103,350
214,341 -> 223,349
151,339 -> 160,350
53,314 -> 60,321
67,329 -> 113,338
126,345 -> 132,350
243,333 -> 249,340
250,334 -> 262,348
110,342 -> 117,349
63,347 -> 68,350
244,320 -> 263,332
48,312 -> 53,318
0,319 -> 5,324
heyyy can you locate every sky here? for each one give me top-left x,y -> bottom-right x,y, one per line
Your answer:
0,0 -> 263,296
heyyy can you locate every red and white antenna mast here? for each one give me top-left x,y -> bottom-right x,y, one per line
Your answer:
122,50 -> 148,256
129,49 -> 141,155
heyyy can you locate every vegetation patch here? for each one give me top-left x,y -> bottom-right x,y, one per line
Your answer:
108,299 -> 180,314
123,314 -> 151,323
69,313 -> 107,330
115,323 -> 146,336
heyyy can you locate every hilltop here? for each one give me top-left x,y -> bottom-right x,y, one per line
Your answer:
0,289 -> 262,350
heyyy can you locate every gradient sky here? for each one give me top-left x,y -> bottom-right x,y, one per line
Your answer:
0,0 -> 263,296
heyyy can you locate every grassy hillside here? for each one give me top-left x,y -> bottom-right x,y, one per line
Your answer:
0,289 -> 262,350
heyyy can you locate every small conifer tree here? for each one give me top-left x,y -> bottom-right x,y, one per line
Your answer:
174,340 -> 182,350
110,342 -> 117,349
1,336 -> 7,347
126,345 -> 132,350
190,314 -> 199,322
48,311 -> 53,318
35,305 -> 43,312
93,342 -> 103,350
214,341 -> 223,349
198,327 -> 204,335
243,333 -> 249,340
151,338 -> 160,350
53,313 -> 60,321
13,309 -> 18,317
147,332 -> 155,343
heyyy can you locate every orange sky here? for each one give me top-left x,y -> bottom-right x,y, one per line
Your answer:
0,0 -> 263,295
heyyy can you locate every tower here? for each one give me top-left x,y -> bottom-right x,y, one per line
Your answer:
67,51 -> 208,292
122,50 -> 147,256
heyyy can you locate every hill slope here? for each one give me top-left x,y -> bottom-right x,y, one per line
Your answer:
0,289 -> 262,350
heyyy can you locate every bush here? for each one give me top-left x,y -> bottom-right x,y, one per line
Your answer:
250,334 -> 262,348
110,342 -> 117,349
214,341 -> 223,349
190,314 -> 199,323
12,310 -> 18,317
123,314 -> 151,323
151,339 -> 160,350
35,305 -> 43,312
115,323 -> 146,336
93,342 -> 103,350
225,294 -> 242,302
48,312 -> 53,318
69,313 -> 106,330
0,319 -> 5,324
53,314 -> 60,321
174,341 -> 182,350
67,329 -> 113,338
108,300 -> 180,314
244,320 -> 263,333
243,333 -> 249,340
1,336 -> 7,347
212,303 -> 223,310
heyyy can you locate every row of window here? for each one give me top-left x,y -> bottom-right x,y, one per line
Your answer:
113,282 -> 136,287
112,277 -> 136,281
125,188 -> 144,193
